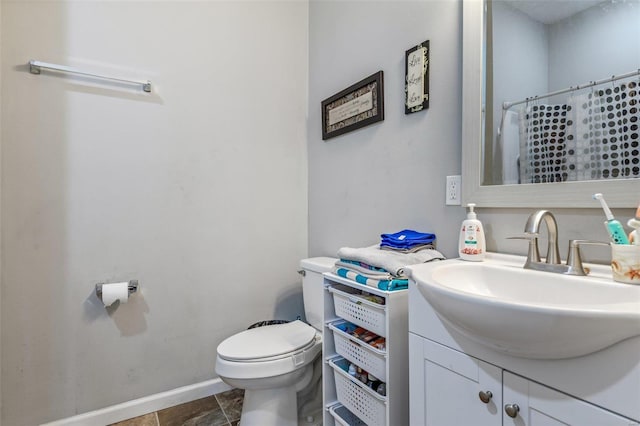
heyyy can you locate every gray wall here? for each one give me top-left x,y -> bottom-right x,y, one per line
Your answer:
308,0 -> 465,259
549,0 -> 640,90
307,0 -> 636,262
491,0 -> 640,147
0,3 -> 2,420
491,1 -> 548,160
1,2 -> 308,425
478,208 -> 635,265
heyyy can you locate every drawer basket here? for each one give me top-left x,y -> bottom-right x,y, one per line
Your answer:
329,286 -> 386,337
328,404 -> 367,426
329,357 -> 386,426
329,320 -> 387,381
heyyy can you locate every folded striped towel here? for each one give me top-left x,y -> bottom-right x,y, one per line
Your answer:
335,259 -> 392,278
333,267 -> 409,291
337,245 -> 445,277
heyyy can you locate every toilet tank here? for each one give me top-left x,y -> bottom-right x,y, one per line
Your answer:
300,257 -> 336,331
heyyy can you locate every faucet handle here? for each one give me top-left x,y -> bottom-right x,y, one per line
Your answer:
507,233 -> 540,263
568,239 -> 610,246
506,232 -> 539,240
566,240 -> 610,276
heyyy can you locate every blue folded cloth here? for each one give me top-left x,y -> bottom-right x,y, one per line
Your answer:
380,229 -> 436,249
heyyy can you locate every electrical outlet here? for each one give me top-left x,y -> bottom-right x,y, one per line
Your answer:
446,175 -> 462,205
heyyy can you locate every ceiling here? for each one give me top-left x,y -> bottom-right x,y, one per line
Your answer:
505,0 -> 606,24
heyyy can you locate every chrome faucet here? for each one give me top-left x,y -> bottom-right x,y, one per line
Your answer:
511,210 -> 608,276
524,210 -> 561,266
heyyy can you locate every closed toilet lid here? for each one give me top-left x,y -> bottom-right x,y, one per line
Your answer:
217,320 -> 317,361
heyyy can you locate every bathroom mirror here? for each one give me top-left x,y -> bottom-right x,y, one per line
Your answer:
462,0 -> 640,208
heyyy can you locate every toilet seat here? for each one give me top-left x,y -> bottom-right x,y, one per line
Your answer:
216,320 -> 322,379
218,320 -> 317,361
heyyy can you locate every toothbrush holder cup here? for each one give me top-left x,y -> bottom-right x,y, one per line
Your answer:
611,244 -> 640,285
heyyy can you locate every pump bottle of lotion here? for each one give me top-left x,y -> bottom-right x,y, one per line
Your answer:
459,203 -> 486,261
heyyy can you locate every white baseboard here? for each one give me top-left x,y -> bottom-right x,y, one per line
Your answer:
40,378 -> 233,426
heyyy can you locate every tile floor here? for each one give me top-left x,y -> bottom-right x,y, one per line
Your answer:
109,388 -> 244,426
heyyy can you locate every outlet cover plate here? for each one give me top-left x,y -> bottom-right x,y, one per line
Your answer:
446,175 -> 462,205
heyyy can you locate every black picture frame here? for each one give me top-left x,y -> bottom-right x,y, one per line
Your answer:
321,71 -> 384,140
405,40 -> 430,114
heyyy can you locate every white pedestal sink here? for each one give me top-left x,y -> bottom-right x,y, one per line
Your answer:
408,253 -> 640,359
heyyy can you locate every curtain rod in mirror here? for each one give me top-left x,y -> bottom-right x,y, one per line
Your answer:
503,69 -> 640,110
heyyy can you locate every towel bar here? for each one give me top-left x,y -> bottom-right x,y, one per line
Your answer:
29,60 -> 152,93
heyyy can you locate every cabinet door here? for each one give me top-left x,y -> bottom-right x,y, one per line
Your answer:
503,372 -> 639,426
410,334 -> 502,426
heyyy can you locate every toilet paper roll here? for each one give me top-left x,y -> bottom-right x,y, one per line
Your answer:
101,282 -> 129,307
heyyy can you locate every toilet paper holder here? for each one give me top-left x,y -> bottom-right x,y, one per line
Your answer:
95,280 -> 139,299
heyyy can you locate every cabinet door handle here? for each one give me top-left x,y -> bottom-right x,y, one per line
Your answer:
504,404 -> 520,418
478,390 -> 493,404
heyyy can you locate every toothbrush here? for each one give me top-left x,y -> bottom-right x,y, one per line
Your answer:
593,193 -> 630,245
627,204 -> 640,246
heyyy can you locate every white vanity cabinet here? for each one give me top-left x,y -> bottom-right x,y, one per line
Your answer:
502,371 -> 635,426
410,334 -> 635,426
322,272 -> 409,426
409,333 -> 501,426
408,278 -> 640,426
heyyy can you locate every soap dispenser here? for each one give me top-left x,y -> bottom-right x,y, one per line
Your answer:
459,203 -> 486,261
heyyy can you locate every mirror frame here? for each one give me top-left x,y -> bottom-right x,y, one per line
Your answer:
461,0 -> 637,208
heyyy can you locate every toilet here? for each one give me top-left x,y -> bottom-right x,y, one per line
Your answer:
215,257 -> 336,426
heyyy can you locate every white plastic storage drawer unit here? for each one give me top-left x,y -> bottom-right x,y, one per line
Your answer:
321,273 -> 409,426
327,403 -> 367,426
328,319 -> 387,382
329,357 -> 387,426
328,285 -> 387,337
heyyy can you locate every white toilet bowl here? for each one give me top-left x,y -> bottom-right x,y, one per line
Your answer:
215,320 -> 322,426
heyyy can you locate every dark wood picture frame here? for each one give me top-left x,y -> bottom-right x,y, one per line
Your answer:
405,40 -> 430,114
321,71 -> 384,140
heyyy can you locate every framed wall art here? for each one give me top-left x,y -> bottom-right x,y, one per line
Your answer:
405,40 -> 430,114
321,71 -> 384,140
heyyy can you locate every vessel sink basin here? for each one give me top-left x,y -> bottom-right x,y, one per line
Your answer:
408,254 -> 640,359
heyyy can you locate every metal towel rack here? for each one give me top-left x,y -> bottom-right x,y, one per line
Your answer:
29,60 -> 152,93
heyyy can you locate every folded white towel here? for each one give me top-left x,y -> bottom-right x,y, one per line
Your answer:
337,244 -> 445,277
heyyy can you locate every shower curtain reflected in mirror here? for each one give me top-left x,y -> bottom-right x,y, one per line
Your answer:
500,78 -> 640,184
